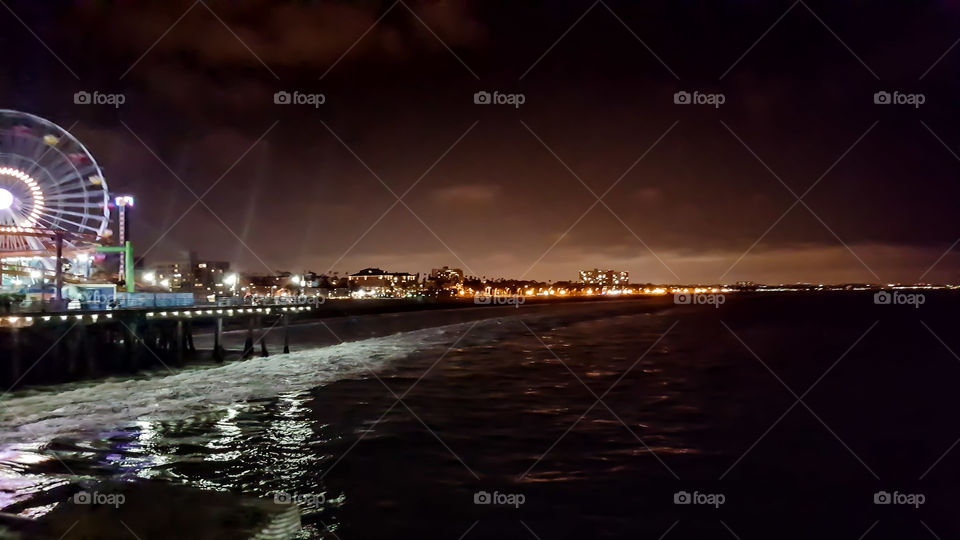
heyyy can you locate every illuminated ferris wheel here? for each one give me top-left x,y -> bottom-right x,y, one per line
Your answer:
0,110 -> 111,254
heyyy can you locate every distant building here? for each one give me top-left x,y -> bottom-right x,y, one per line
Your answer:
350,267 -> 417,296
242,273 -> 291,297
151,263 -> 186,289
429,266 -> 464,288
190,260 -> 230,290
579,269 -> 629,286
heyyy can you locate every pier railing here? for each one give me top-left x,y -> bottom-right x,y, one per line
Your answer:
1,295 -> 327,314
0,303 -> 315,388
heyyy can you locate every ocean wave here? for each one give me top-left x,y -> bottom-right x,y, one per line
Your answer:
0,323 -> 470,448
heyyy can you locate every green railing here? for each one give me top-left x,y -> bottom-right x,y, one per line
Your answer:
96,241 -> 134,293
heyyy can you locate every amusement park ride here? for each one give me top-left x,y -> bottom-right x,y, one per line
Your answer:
0,110 -> 132,307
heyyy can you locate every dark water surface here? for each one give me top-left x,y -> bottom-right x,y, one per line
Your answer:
2,293 -> 959,539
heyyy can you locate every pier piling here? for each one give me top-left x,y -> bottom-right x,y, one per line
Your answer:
243,317 -> 255,358
0,304 -> 310,390
259,317 -> 269,357
8,327 -> 22,387
175,320 -> 185,366
213,317 -> 224,362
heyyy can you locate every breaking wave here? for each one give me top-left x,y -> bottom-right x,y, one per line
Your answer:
0,322 -> 470,447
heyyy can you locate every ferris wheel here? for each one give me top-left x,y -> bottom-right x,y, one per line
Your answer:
0,110 -> 111,254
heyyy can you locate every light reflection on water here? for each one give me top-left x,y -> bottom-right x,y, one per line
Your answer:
0,445 -> 66,512
0,301 -> 698,538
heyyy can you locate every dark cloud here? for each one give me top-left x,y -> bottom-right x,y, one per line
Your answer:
430,183 -> 501,204
75,0 -> 485,71
1,1 -> 959,283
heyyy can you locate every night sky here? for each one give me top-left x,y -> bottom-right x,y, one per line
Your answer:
4,0 -> 960,284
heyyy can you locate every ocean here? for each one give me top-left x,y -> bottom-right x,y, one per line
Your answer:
0,293 -> 957,539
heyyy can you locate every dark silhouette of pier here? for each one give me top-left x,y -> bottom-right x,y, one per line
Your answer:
0,306 -> 312,390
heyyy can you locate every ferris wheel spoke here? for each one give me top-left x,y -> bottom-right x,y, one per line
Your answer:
42,207 -> 102,221
25,137 -> 53,163
10,207 -> 31,225
43,192 -> 100,202
57,202 -> 107,210
45,183 -> 91,196
26,162 -> 62,186
14,142 -> 44,171
49,168 -> 83,187
45,155 -> 82,177
35,210 -> 101,233
33,215 -> 59,230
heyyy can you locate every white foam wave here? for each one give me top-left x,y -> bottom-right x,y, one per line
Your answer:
0,323 -> 466,447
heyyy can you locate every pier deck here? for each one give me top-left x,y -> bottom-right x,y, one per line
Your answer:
0,305 -> 316,389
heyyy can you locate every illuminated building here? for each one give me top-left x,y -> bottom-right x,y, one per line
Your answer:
429,266 -> 464,288
191,260 -> 230,290
578,269 -> 629,286
150,263 -> 185,289
350,267 -> 417,297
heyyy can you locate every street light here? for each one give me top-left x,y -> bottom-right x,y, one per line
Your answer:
224,272 -> 238,296
143,271 -> 156,285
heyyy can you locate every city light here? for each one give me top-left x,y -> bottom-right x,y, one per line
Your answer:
115,195 -> 135,207
224,273 -> 238,286
0,166 -> 44,226
0,188 -> 12,210
143,271 -> 156,284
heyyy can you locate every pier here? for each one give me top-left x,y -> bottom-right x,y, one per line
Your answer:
0,305 -> 316,390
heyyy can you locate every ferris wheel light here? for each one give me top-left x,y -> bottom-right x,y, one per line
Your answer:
0,167 -> 44,226
0,111 -> 111,249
